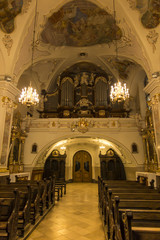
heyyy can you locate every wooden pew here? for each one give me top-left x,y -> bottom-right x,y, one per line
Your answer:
55,179 -> 66,196
6,182 -> 41,225
98,178 -> 160,240
115,198 -> 160,240
13,179 -> 49,215
0,185 -> 31,237
0,189 -> 19,240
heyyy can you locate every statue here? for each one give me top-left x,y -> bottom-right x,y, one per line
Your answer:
89,73 -> 95,85
74,74 -> 80,87
80,72 -> 89,85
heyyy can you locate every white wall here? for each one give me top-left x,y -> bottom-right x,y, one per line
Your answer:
23,118 -> 145,181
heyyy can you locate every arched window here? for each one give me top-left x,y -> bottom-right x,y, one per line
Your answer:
31,143 -> 38,153
132,143 -> 138,153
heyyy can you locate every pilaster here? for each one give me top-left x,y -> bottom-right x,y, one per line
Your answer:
144,74 -> 160,168
0,80 -> 20,170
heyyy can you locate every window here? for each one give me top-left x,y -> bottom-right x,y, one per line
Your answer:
132,143 -> 138,153
31,143 -> 37,153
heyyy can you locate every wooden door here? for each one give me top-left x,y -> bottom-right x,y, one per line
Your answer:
73,150 -> 92,182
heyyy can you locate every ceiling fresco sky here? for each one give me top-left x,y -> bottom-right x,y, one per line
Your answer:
0,0 -> 23,33
41,0 -> 122,47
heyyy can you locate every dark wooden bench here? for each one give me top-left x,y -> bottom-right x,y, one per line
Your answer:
114,197 -> 160,240
6,182 -> 41,225
98,177 -> 160,240
11,180 -> 48,216
0,189 -> 19,240
55,180 -> 66,196
0,185 -> 31,237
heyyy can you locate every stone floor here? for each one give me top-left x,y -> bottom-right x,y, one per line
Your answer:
27,183 -> 105,240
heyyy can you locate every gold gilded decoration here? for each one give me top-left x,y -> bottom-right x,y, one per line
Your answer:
141,108 -> 158,172
146,30 -> 159,53
107,149 -> 114,157
63,110 -> 70,117
1,96 -> 17,109
71,118 -> 94,133
2,35 -> 13,56
61,77 -> 73,86
52,150 -> 59,156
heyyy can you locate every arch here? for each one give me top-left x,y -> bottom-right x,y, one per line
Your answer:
31,132 -> 139,182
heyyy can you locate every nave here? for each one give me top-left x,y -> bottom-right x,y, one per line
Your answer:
27,183 -> 105,240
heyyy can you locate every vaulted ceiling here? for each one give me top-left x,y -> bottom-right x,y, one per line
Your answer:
0,0 -> 160,95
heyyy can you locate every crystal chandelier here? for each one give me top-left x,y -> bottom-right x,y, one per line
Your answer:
110,80 -> 129,102
19,0 -> 39,107
19,82 -> 39,107
110,0 -> 129,103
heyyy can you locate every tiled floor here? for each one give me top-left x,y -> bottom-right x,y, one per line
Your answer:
27,183 -> 105,240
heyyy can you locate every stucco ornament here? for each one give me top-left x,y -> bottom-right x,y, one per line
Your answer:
71,118 -> 95,133
146,30 -> 159,53
2,34 -> 13,55
22,0 -> 32,14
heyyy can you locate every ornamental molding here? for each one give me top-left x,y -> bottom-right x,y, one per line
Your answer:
0,81 -> 20,102
28,118 -> 140,132
71,118 -> 95,133
144,77 -> 160,98
146,30 -> 159,53
2,35 -> 13,56
22,0 -> 32,14
127,0 -> 136,9
1,96 -> 17,109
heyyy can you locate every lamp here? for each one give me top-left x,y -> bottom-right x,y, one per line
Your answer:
19,0 -> 39,107
110,0 -> 129,103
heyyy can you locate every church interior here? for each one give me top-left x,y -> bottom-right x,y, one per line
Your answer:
0,0 -> 160,239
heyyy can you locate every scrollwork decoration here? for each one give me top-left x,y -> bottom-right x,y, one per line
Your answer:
146,30 -> 159,53
2,34 -> 13,56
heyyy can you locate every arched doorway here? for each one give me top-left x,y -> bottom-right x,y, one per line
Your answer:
73,150 -> 92,182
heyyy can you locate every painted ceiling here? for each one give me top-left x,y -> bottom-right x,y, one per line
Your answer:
0,0 -> 23,33
105,57 -> 135,80
41,0 -> 122,47
133,0 -> 160,28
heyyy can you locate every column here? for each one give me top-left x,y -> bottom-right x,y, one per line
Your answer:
19,135 -> 26,172
144,73 -> 160,168
0,80 -> 20,171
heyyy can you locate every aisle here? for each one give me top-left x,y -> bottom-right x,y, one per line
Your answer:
27,183 -> 105,240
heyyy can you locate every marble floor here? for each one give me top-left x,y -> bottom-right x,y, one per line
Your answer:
27,183 -> 105,240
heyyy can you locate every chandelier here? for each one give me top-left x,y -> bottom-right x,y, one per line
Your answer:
19,82 -> 39,107
19,0 -> 39,107
110,80 -> 129,102
110,0 -> 129,103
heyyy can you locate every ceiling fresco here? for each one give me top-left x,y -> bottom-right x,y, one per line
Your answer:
41,0 -> 122,47
0,0 -> 23,33
105,57 -> 134,80
129,0 -> 160,29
